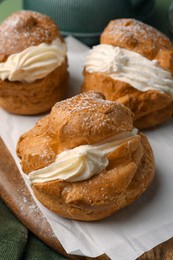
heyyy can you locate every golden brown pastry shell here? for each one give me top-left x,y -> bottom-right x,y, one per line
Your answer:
0,10 -> 62,60
82,18 -> 173,129
0,60 -> 69,115
17,91 -> 155,221
0,11 -> 68,115
100,19 -> 173,74
82,70 -> 173,129
17,91 -> 134,171
31,133 -> 155,221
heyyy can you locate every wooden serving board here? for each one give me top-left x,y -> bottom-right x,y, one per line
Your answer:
0,137 -> 173,260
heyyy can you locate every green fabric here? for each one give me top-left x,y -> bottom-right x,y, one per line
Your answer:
23,0 -> 155,46
23,233 -> 67,260
0,199 -> 67,260
151,0 -> 172,37
0,199 -> 27,260
23,0 -> 154,32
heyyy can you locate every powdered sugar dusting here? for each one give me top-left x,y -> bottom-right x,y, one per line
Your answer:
55,91 -> 117,113
18,91 -> 133,173
52,91 -> 132,138
108,19 -> 170,46
0,11 -> 60,58
101,19 -> 173,59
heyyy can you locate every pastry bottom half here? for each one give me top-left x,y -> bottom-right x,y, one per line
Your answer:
31,134 -> 155,221
0,60 -> 69,115
82,71 -> 173,129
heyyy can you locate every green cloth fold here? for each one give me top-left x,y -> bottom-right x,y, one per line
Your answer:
0,199 -> 67,260
0,199 -> 27,260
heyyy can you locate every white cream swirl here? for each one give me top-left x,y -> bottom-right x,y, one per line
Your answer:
0,38 -> 66,82
85,44 -> 173,98
27,129 -> 138,184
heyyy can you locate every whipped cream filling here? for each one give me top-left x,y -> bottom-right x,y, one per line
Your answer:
27,129 -> 138,184
0,38 -> 66,82
85,44 -> 173,98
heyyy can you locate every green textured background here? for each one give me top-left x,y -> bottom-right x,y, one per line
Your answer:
0,0 -> 172,33
0,0 -> 173,42
0,0 -> 21,21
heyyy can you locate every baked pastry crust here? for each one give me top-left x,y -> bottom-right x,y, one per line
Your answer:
17,91 -> 155,221
82,71 -> 173,129
82,19 -> 173,129
0,11 -> 68,115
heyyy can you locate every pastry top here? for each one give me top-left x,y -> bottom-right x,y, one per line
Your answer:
17,91 -> 133,173
0,10 -> 62,62
100,18 -> 173,74
49,91 -> 133,150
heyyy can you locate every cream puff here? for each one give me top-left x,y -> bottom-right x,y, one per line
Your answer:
0,10 -> 68,115
82,19 -> 173,129
16,91 -> 155,221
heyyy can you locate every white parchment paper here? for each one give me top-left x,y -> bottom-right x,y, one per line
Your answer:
0,36 -> 173,260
